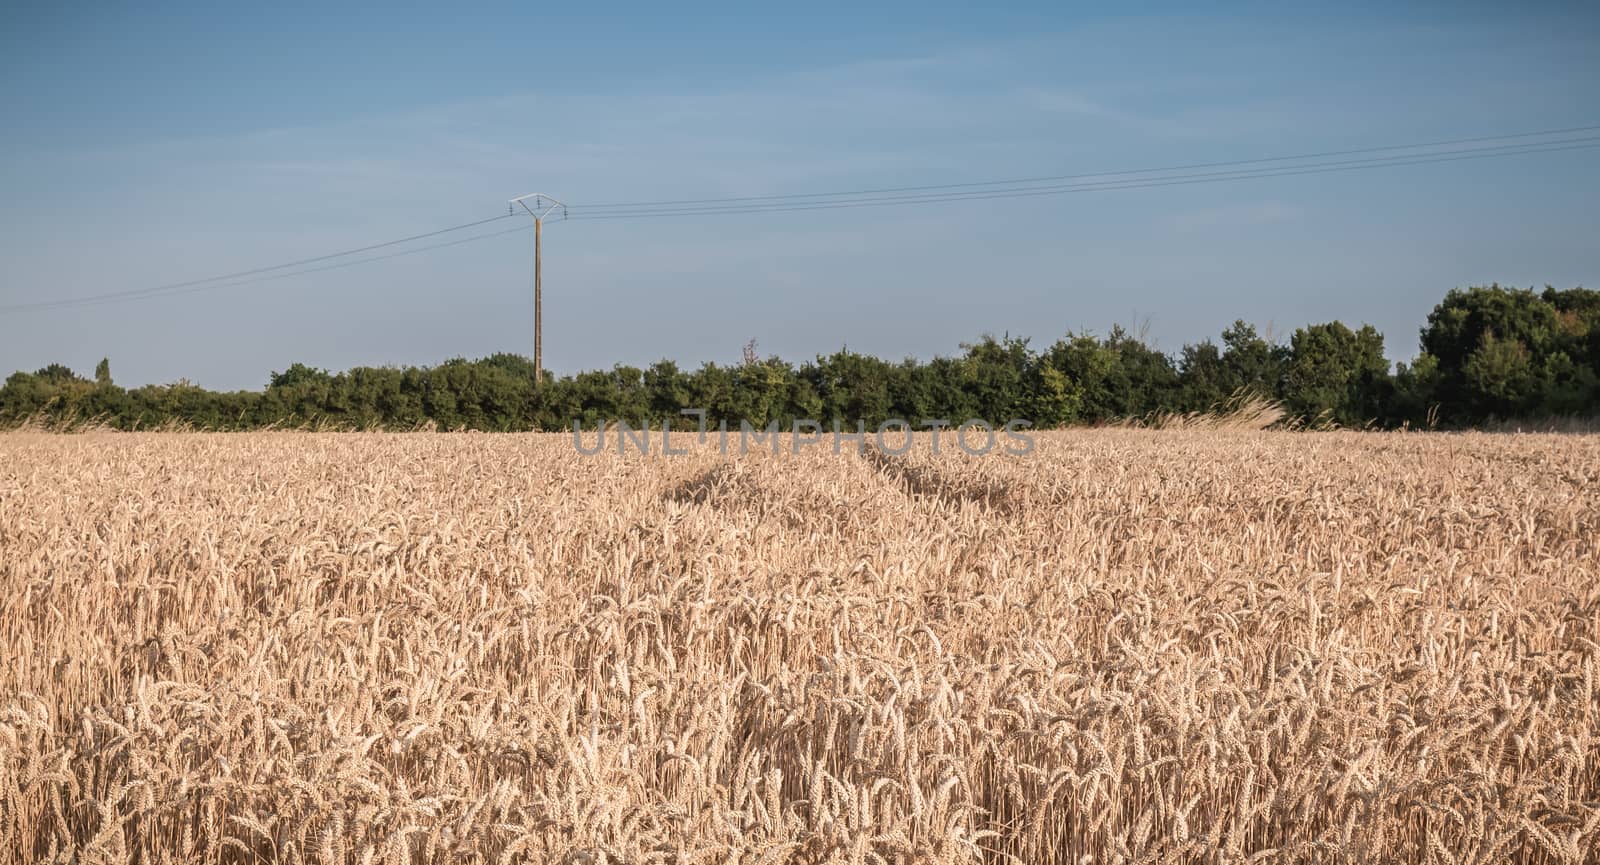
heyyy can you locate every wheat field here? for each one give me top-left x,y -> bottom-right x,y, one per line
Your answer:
1,429 -> 1597,864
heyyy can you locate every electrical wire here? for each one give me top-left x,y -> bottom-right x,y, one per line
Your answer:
3,123 -> 1596,314
563,137 -> 1600,221
572,124 -> 1600,211
1,223 -> 531,313
0,213 -> 518,312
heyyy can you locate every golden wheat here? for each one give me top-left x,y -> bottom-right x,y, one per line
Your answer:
1,428 -> 1597,864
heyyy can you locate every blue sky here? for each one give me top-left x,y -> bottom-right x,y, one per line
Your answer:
2,2 -> 1597,390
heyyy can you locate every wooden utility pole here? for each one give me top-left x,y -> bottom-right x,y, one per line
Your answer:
510,193 -> 565,386
534,216 -> 542,384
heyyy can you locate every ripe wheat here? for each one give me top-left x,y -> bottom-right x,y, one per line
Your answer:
1,428 -> 1597,863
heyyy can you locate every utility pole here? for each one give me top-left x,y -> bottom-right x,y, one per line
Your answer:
509,193 -> 565,385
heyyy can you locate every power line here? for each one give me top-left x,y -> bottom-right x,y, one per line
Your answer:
568,137 -> 1600,219
1,223 -> 531,313
0,213 -> 518,312
572,124 -> 1600,211
564,137 -> 1600,221
3,123 -> 1596,315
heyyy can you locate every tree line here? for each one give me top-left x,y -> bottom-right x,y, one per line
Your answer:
4,284 -> 1596,432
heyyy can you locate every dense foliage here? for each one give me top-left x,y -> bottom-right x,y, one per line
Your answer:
4,284 -> 1596,431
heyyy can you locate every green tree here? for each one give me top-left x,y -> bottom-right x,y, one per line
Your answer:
1043,333 -> 1123,420
1390,353 -> 1441,428
1284,322 -> 1391,427
1420,285 -> 1559,420
959,335 -> 1032,424
1106,325 -> 1180,416
731,358 -> 796,428
1462,330 -> 1538,418
1042,326 -> 1180,422
1220,321 -> 1286,399
1026,362 -> 1083,427
1540,286 -> 1600,412
33,363 -> 84,386
1177,341 -> 1229,411
644,360 -> 691,424
804,349 -> 894,426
